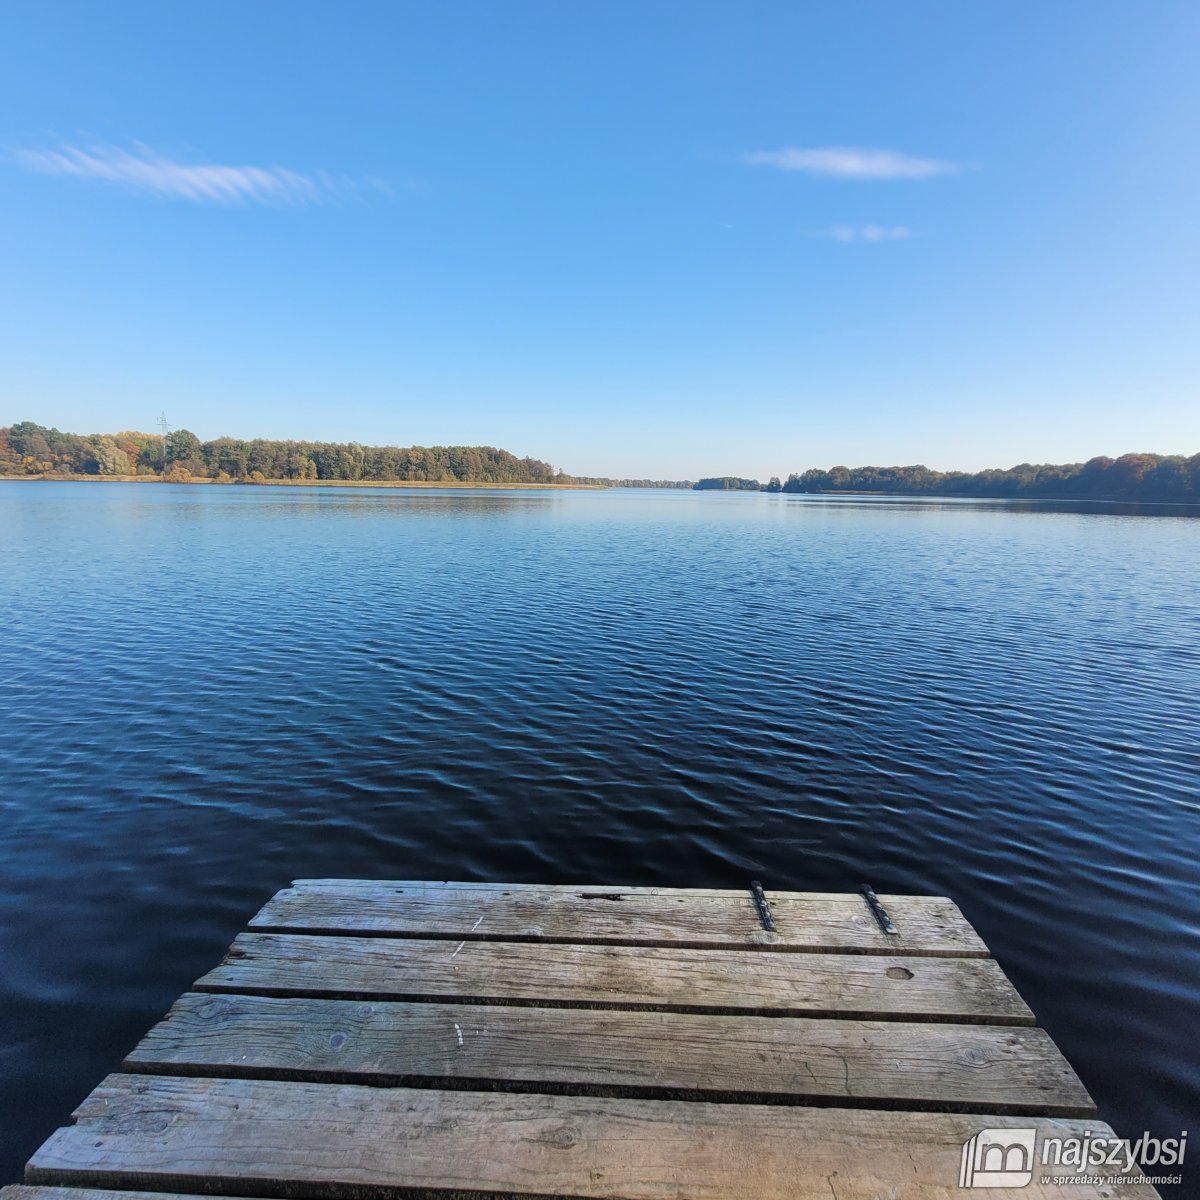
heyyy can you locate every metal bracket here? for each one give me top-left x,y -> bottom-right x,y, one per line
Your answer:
860,884 -> 898,935
750,880 -> 776,931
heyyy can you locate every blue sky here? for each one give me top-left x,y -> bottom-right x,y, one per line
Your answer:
2,1 -> 1198,478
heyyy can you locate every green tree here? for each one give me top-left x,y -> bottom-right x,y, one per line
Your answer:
87,437 -> 132,475
165,428 -> 203,472
8,422 -> 53,462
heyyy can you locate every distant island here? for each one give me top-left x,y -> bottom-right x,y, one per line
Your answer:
1,421 -> 1196,501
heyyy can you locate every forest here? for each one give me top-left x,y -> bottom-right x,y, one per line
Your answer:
0,422 -> 568,485
780,455 -> 1200,501
694,476 -> 763,491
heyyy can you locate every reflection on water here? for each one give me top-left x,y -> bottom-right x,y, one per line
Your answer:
1,482 -> 1198,1192
786,493 -> 1200,518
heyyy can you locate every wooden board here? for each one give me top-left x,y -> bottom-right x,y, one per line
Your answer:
124,991 -> 1094,1115
195,932 -> 1033,1024
251,879 -> 989,957
17,882 -> 1140,1198
27,1074 -> 1157,1200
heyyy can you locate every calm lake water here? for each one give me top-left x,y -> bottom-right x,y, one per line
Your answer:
1,481 -> 1198,1187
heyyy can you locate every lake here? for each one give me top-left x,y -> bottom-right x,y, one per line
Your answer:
1,481 -> 1198,1188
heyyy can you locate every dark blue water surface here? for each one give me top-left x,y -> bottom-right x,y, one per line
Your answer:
2,482 -> 1198,1187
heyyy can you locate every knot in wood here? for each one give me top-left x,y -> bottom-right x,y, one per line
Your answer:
537,1123 -> 581,1149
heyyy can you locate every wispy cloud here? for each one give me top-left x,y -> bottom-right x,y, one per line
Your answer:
825,224 -> 914,243
744,146 -> 958,180
8,141 -> 378,205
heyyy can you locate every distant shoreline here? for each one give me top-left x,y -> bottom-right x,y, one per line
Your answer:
0,475 -> 608,491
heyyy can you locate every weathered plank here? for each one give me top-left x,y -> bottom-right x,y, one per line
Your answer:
195,933 -> 1033,1023
251,879 -> 988,957
28,1074 -> 1156,1200
125,991 -> 1094,1115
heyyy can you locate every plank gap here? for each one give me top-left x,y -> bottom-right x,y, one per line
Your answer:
247,925 -> 989,958
23,1169 -> 597,1200
116,1061 -> 1095,1118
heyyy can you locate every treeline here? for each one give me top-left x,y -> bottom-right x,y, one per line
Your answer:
780,454 -> 1200,501
686,456 -> 1200,501
694,476 -> 762,491
5,421 -> 1197,501
570,476 -> 693,489
0,422 -> 567,485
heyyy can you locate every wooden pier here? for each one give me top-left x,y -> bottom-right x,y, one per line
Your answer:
7,880 -> 1160,1198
